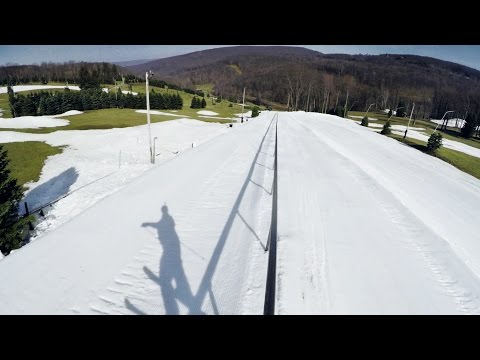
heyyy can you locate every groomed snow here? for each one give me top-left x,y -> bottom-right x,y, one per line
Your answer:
0,118 -> 230,240
0,114 -> 273,314
2,111 -> 480,314
0,85 -> 80,94
135,110 -> 187,117
277,112 -> 480,314
197,110 -> 219,116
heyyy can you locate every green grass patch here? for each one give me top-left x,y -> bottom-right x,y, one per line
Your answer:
0,93 -> 12,118
0,108 -> 177,134
3,141 -> 63,187
0,107 -> 236,134
388,133 -> 480,180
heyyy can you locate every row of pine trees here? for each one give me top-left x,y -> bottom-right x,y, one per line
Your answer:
190,96 -> 206,109
8,88 -> 183,117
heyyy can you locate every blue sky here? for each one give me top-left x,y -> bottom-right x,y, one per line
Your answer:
1,45 -> 480,70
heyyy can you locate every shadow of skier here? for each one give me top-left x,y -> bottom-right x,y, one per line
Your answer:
140,204 -> 203,315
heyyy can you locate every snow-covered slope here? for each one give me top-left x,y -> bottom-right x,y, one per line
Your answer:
0,114 -> 274,314
0,85 -> 80,93
2,111 -> 480,315
276,112 -> 480,314
0,119 -> 231,239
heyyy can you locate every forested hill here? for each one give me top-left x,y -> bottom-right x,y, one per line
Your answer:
0,62 -> 139,85
127,46 -> 480,119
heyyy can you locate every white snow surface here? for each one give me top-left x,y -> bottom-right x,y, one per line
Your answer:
0,115 -> 272,314
135,110 -> 187,117
393,129 -> 480,158
0,110 -> 82,129
198,116 -> 236,120
2,112 -> 480,314
431,118 -> 466,128
349,115 -> 378,120
0,118 -> 232,242
0,116 -> 69,129
383,109 -> 397,115
0,85 -> 80,93
390,124 -> 425,131
235,111 -> 252,118
197,110 -> 219,116
276,112 -> 480,314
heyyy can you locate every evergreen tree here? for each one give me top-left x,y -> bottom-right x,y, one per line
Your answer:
78,66 -> 101,90
361,116 -> 369,127
461,113 -> 479,139
388,109 -> 393,118
251,106 -> 260,118
201,97 -> 207,108
0,145 -> 31,256
177,94 -> 184,109
37,96 -> 47,116
381,120 -> 392,135
427,132 -> 443,153
191,96 -> 199,109
396,103 -> 406,118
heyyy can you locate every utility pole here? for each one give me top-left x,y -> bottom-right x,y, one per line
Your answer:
241,87 -> 246,122
146,71 -> 153,164
404,103 -> 415,140
343,89 -> 349,118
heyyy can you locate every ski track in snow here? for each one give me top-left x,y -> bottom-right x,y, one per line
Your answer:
86,116 -> 275,315
276,112 -> 480,314
0,114 -> 275,314
308,122 -> 480,314
2,111 -> 480,314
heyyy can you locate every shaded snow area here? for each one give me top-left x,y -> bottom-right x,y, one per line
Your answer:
1,111 -> 480,314
0,119 -> 230,241
276,112 -> 480,314
391,129 -> 480,158
0,85 -> 80,93
0,114 -> 272,314
135,110 -> 187,117
197,110 -> 219,116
